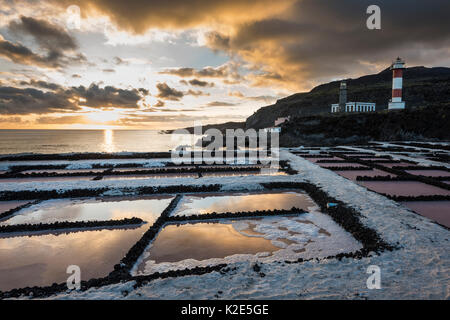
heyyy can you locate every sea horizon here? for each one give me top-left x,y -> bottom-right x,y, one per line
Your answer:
0,129 -> 185,154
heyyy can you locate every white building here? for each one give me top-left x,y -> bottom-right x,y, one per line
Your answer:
264,127 -> 281,133
331,81 -> 376,113
274,116 -> 290,126
331,102 -> 376,113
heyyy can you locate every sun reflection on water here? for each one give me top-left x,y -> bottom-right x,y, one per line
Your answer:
103,129 -> 115,153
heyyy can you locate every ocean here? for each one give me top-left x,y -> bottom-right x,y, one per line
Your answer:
0,130 -> 189,155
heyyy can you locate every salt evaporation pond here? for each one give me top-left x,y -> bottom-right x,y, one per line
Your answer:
1,196 -> 173,226
0,176 -> 95,183
381,162 -> 418,168
134,213 -> 362,275
0,226 -> 148,291
101,173 -> 198,180
0,201 -> 30,215
318,162 -> 366,168
23,169 -> 106,174
172,191 -> 318,217
402,201 -> 450,228
334,169 -> 395,181
359,181 -> 450,197
405,170 -> 450,177
201,170 -> 287,177
305,157 -> 343,163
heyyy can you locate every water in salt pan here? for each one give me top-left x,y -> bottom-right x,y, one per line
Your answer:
0,201 -> 30,215
356,157 -> 391,161
305,157 -> 342,163
405,170 -> 450,177
1,195 -> 172,226
101,173 -> 198,180
201,170 -> 287,177
359,181 -> 450,197
402,201 -> 450,228
22,169 -> 106,174
134,212 -> 362,275
318,162 -> 366,168
0,226 -> 147,291
172,191 -> 318,217
111,168 -> 160,172
381,162 -> 417,168
0,176 -> 95,183
334,169 -> 395,180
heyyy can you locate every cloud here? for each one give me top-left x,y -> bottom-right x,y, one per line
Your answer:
229,91 -> 244,98
36,115 -> 88,125
203,0 -> 450,90
228,91 -> 278,102
18,79 -> 63,91
0,81 -> 149,115
184,79 -> 215,87
0,16 -> 86,69
154,100 -> 165,107
72,84 -> 147,109
159,65 -> 229,78
0,86 -> 78,115
0,116 -> 23,123
186,89 -> 209,97
51,0 -> 293,33
102,68 -> 116,73
9,16 -> 77,51
117,114 -> 212,126
205,101 -> 236,107
156,82 -> 184,101
113,56 -> 129,65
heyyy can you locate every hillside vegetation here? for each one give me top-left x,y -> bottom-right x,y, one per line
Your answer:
246,66 -> 450,130
279,103 -> 450,146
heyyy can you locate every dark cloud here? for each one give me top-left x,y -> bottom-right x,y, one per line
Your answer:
204,0 -> 450,89
19,79 -> 63,91
71,84 -> 147,109
156,82 -> 184,101
0,81 -> 149,115
0,37 -> 52,68
102,68 -> 116,73
187,79 -> 215,87
0,16 -> 86,69
72,74 -> 82,78
9,16 -> 77,51
0,86 -> 77,115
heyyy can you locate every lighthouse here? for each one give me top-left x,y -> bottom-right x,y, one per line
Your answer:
388,57 -> 406,110
338,81 -> 347,112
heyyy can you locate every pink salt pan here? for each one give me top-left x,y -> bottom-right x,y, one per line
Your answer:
334,169 -> 395,181
318,162 -> 365,168
359,181 -> 450,197
405,170 -> 450,177
402,201 -> 450,228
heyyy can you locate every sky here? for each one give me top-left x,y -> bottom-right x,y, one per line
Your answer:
0,0 -> 449,129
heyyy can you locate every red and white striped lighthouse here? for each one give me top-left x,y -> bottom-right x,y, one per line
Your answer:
388,57 -> 406,110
